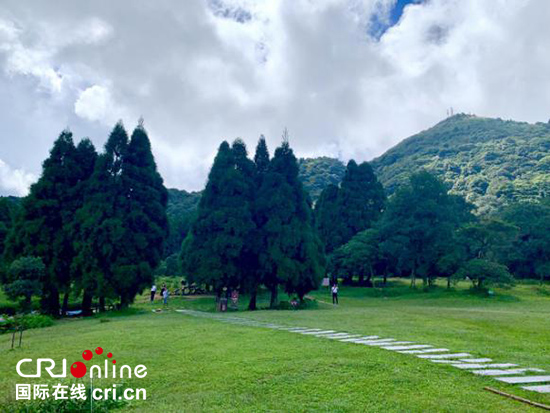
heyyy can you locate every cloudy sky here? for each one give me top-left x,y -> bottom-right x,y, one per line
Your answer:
0,0 -> 549,196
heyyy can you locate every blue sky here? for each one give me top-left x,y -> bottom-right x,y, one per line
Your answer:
370,0 -> 425,39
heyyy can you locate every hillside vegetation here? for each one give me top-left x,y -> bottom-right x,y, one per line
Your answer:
298,157 -> 346,201
371,114 -> 550,213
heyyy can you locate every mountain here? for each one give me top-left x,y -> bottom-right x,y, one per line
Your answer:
298,157 -> 346,201
165,189 -> 201,258
371,114 -> 550,214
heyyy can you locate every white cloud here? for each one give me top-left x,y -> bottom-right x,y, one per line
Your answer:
0,159 -> 36,196
74,84 -> 118,123
0,0 -> 550,195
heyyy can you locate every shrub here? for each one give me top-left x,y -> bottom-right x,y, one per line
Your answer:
0,314 -> 54,333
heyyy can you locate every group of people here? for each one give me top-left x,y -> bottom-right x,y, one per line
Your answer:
149,281 -> 340,306
150,283 -> 169,305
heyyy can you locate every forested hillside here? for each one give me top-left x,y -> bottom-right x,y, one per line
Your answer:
298,157 -> 346,201
371,114 -> 550,213
164,189 -> 201,258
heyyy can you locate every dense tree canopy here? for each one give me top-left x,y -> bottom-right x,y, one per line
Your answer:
316,160 -> 385,254
378,171 -> 474,286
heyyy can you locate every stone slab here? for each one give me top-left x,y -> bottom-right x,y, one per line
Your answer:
301,330 -> 335,335
496,376 -> 550,384
451,363 -> 518,370
472,368 -> 545,376
340,336 -> 379,342
418,353 -> 471,359
326,335 -> 362,340
382,345 -> 432,351
354,338 -> 396,345
399,348 -> 449,354
521,385 -> 550,393
459,358 -> 492,363
366,341 -> 413,347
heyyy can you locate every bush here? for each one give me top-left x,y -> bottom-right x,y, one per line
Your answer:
453,259 -> 515,290
0,313 -> 54,333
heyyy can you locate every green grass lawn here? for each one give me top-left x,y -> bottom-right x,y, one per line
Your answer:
2,281 -> 550,411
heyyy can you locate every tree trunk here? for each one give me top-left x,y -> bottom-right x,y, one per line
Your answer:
447,276 -> 451,289
410,267 -> 416,288
357,273 -> 364,286
24,294 -> 32,313
120,295 -> 130,309
99,296 -> 105,312
248,285 -> 258,311
43,287 -> 60,316
269,285 -> 278,309
81,292 -> 93,316
61,291 -> 70,316
383,270 -> 388,286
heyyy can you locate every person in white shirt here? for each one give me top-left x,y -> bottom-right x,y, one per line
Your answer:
150,284 -> 157,303
331,283 -> 339,305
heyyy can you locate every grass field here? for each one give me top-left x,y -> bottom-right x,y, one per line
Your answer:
2,280 -> 550,412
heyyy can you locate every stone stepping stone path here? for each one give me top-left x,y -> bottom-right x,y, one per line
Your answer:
176,309 -> 550,394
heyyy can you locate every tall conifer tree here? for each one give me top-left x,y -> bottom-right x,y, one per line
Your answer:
181,140 -> 256,298
73,122 -> 129,313
316,160 -> 385,254
117,121 -> 169,306
6,130 -> 94,314
248,136 -> 270,310
256,138 -> 325,305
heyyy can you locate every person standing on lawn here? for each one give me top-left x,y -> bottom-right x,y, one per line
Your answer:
163,287 -> 169,306
332,283 -> 339,305
150,284 -> 157,303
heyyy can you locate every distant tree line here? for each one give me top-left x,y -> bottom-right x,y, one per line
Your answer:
322,170 -> 550,290
3,123 -> 550,315
0,121 -> 168,315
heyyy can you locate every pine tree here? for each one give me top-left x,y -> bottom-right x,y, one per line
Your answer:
256,138 -> 325,305
5,130 -> 92,315
248,136 -> 270,310
117,121 -> 169,306
315,160 -> 385,254
73,122 -> 129,314
314,184 -> 341,252
181,140 -> 256,300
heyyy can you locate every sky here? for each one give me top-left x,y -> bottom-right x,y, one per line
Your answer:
1,0 -> 550,196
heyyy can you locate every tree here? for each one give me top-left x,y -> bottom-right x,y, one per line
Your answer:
72,122 -> 129,314
164,189 -> 201,259
453,259 -> 514,290
181,140 -> 256,299
332,229 -> 380,286
0,198 -> 18,260
314,184 -> 341,252
5,130 -> 94,315
248,136 -> 270,310
255,138 -> 325,304
3,256 -> 44,312
456,219 -> 517,263
500,200 -> 550,283
378,171 -> 473,287
116,121 -> 169,306
316,160 -> 385,254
